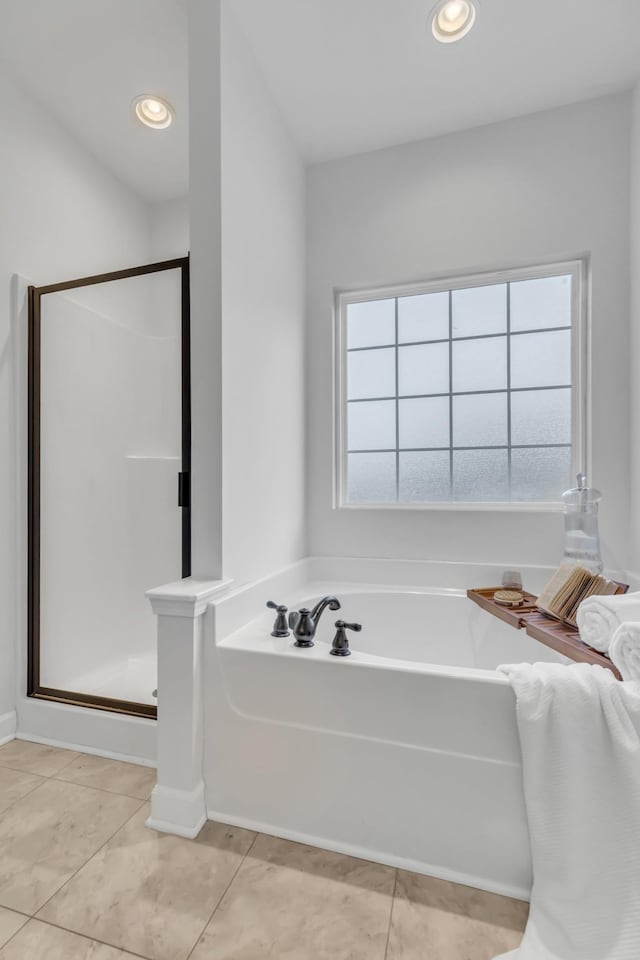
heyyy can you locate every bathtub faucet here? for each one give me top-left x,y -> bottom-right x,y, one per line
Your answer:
289,596 -> 341,648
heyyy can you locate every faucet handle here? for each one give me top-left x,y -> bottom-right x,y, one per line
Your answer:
266,601 -> 290,638
330,620 -> 362,657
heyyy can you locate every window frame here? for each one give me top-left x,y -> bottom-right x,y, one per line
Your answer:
334,258 -> 589,512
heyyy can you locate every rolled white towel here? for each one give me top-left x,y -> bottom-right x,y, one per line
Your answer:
610,623 -> 640,681
576,592 -> 640,653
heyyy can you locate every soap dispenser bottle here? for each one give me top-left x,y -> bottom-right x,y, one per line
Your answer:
561,473 -> 603,574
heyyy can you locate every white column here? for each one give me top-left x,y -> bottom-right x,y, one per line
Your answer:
146,577 -> 231,838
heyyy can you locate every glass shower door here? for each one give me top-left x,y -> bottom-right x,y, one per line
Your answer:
28,258 -> 190,718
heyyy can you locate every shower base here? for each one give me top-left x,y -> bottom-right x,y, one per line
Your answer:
62,652 -> 158,707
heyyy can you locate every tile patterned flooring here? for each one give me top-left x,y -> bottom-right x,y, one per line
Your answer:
0,739 -> 528,959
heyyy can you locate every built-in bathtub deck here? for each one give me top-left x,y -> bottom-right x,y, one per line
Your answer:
467,587 -> 623,679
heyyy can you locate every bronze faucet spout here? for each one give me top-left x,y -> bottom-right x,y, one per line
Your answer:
290,596 -> 341,647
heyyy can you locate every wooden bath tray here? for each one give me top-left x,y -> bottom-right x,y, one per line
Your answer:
467,587 -> 623,679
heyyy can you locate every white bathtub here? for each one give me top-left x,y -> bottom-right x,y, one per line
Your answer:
204,569 -> 567,900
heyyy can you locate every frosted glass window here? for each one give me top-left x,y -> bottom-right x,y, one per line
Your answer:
348,347 -> 395,400
398,291 -> 449,343
340,262 -> 581,505
511,389 -> 571,446
399,397 -> 450,449
453,393 -> 508,447
453,450 -> 509,501
347,453 -> 396,502
399,452 -> 451,501
511,448 -> 572,501
348,400 -> 396,451
511,330 -> 571,389
510,275 -> 572,332
347,299 -> 395,349
398,342 -> 449,396
452,284 -> 506,338
452,336 -> 507,393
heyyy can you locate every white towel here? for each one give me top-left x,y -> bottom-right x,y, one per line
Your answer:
610,623 -> 640,682
575,592 -> 640,653
494,661 -> 640,960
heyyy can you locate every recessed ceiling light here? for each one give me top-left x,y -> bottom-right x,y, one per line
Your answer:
132,95 -> 174,130
431,0 -> 477,43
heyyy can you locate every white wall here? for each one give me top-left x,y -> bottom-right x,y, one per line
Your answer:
219,4 -> 306,583
307,94 -> 631,571
630,84 -> 640,575
0,72 -> 153,724
150,198 -> 190,262
188,0 -> 223,581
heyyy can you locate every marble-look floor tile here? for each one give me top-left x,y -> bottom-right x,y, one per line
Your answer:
0,767 -> 43,815
387,870 -> 529,960
0,779 -> 141,914
39,808 -> 256,960
190,833 -> 395,960
56,754 -> 156,800
0,741 -> 79,778
0,920 -> 138,958
0,909 -> 27,950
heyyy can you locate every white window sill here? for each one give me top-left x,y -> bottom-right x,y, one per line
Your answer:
338,501 -> 564,513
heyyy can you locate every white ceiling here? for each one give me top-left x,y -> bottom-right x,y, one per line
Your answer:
0,0 -> 189,202
2,0 -> 640,203
232,0 -> 640,163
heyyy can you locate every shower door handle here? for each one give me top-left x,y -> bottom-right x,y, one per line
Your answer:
178,472 -> 190,508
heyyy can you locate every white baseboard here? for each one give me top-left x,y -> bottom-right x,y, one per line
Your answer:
206,807 -> 532,903
147,782 -> 207,838
15,731 -> 156,768
0,711 -> 17,746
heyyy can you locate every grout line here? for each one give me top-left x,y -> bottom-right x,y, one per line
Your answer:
0,755 -> 155,803
0,753 -> 80,781
33,799 -> 146,921
51,772 -> 155,804
383,869 -> 398,960
0,907 -> 31,920
52,751 -> 86,776
0,777 -> 49,819
0,912 -> 30,954
27,771 -> 153,805
0,761 -> 56,778
24,917 -> 152,959
184,831 -> 259,960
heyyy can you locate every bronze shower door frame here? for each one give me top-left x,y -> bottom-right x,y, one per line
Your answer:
27,256 -> 191,720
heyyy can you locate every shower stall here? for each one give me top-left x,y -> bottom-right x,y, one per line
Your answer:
27,258 -> 190,719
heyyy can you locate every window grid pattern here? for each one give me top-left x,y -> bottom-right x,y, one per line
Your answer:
346,279 -> 573,503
